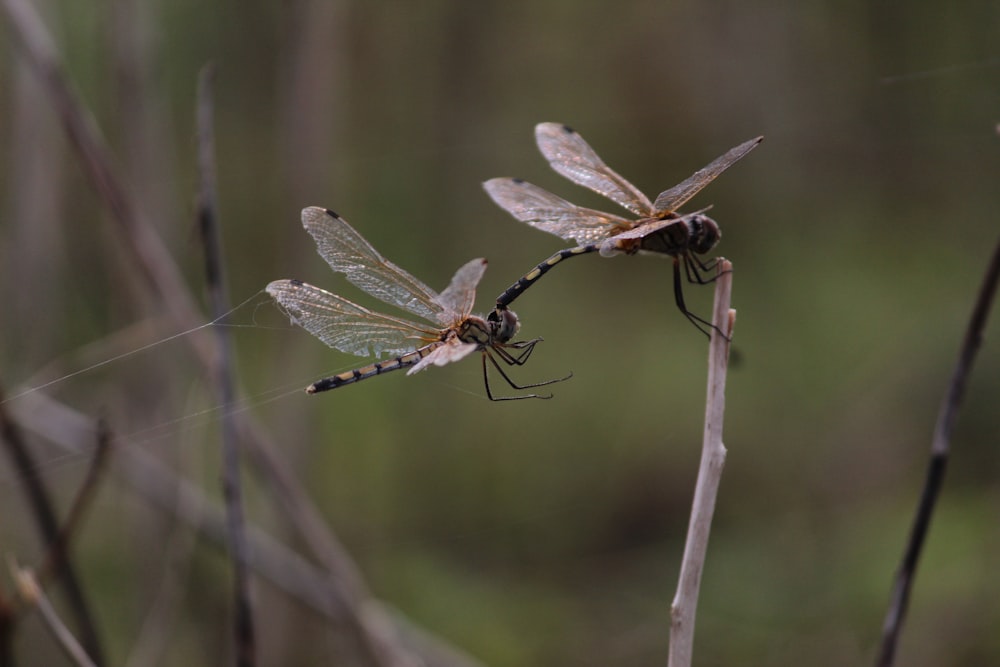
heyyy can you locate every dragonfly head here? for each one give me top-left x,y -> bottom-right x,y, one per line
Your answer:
688,213 -> 721,255
488,307 -> 521,343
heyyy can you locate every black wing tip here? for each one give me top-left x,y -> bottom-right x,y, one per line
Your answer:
535,121 -> 575,135
289,278 -> 305,286
738,135 -> 764,156
484,177 -> 528,188
324,208 -> 340,219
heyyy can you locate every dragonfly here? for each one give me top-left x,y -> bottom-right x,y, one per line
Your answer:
483,122 -> 762,337
267,207 -> 569,401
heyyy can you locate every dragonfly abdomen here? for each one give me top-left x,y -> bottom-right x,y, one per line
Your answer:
306,344 -> 441,394
495,245 -> 600,309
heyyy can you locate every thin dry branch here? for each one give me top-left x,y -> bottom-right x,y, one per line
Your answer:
0,388 -> 105,665
9,561 -> 97,667
875,237 -> 1000,667
668,259 -> 735,667
196,63 -> 256,667
0,589 -> 12,665
38,416 -> 113,581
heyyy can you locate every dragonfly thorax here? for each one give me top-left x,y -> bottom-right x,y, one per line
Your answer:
600,213 -> 722,258
455,316 -> 493,347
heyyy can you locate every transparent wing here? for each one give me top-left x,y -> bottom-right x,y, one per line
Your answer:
535,122 -> 654,217
267,279 -> 440,358
300,207 -> 445,324
652,136 -> 763,213
406,338 -> 479,375
483,177 -> 631,245
434,258 -> 487,321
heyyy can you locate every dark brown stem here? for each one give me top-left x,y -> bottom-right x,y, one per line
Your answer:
38,417 -> 113,581
0,589 -> 12,667
876,236 -> 1000,667
0,389 -> 105,665
196,64 -> 256,667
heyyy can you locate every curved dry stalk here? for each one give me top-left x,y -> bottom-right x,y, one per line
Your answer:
668,259 -> 735,667
875,236 -> 1000,667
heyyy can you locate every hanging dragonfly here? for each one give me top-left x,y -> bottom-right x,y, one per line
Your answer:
267,207 -> 569,400
484,123 -> 762,337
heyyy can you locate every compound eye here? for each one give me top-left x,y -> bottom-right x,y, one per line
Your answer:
692,216 -> 721,254
495,309 -> 520,341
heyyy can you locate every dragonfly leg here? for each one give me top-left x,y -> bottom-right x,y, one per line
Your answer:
501,337 -> 545,365
672,259 -> 729,341
480,350 -> 573,401
683,253 -> 728,285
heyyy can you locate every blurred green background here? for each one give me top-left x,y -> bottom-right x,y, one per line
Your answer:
2,1 -> 999,665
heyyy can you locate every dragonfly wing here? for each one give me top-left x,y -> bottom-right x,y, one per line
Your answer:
652,136 -> 763,213
483,177 -> 631,245
267,279 -> 439,358
434,258 -> 487,323
535,122 -> 654,217
406,338 -> 479,375
300,207 -> 443,323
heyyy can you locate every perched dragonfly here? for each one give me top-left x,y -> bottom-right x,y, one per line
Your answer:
267,207 -> 568,400
484,123 -> 762,337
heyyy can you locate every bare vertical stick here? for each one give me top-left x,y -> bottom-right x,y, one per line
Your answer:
876,237 -> 1000,667
196,64 -> 256,667
669,259 -> 735,667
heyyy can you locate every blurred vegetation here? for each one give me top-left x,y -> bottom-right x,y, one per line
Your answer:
2,0 -> 999,665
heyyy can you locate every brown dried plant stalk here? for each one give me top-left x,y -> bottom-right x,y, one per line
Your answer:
876,236 -> 1000,667
668,259 -> 735,667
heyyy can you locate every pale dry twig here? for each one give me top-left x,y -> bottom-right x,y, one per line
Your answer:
669,259 -> 735,667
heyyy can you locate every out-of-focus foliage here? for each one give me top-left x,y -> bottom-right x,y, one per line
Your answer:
2,1 -> 999,665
